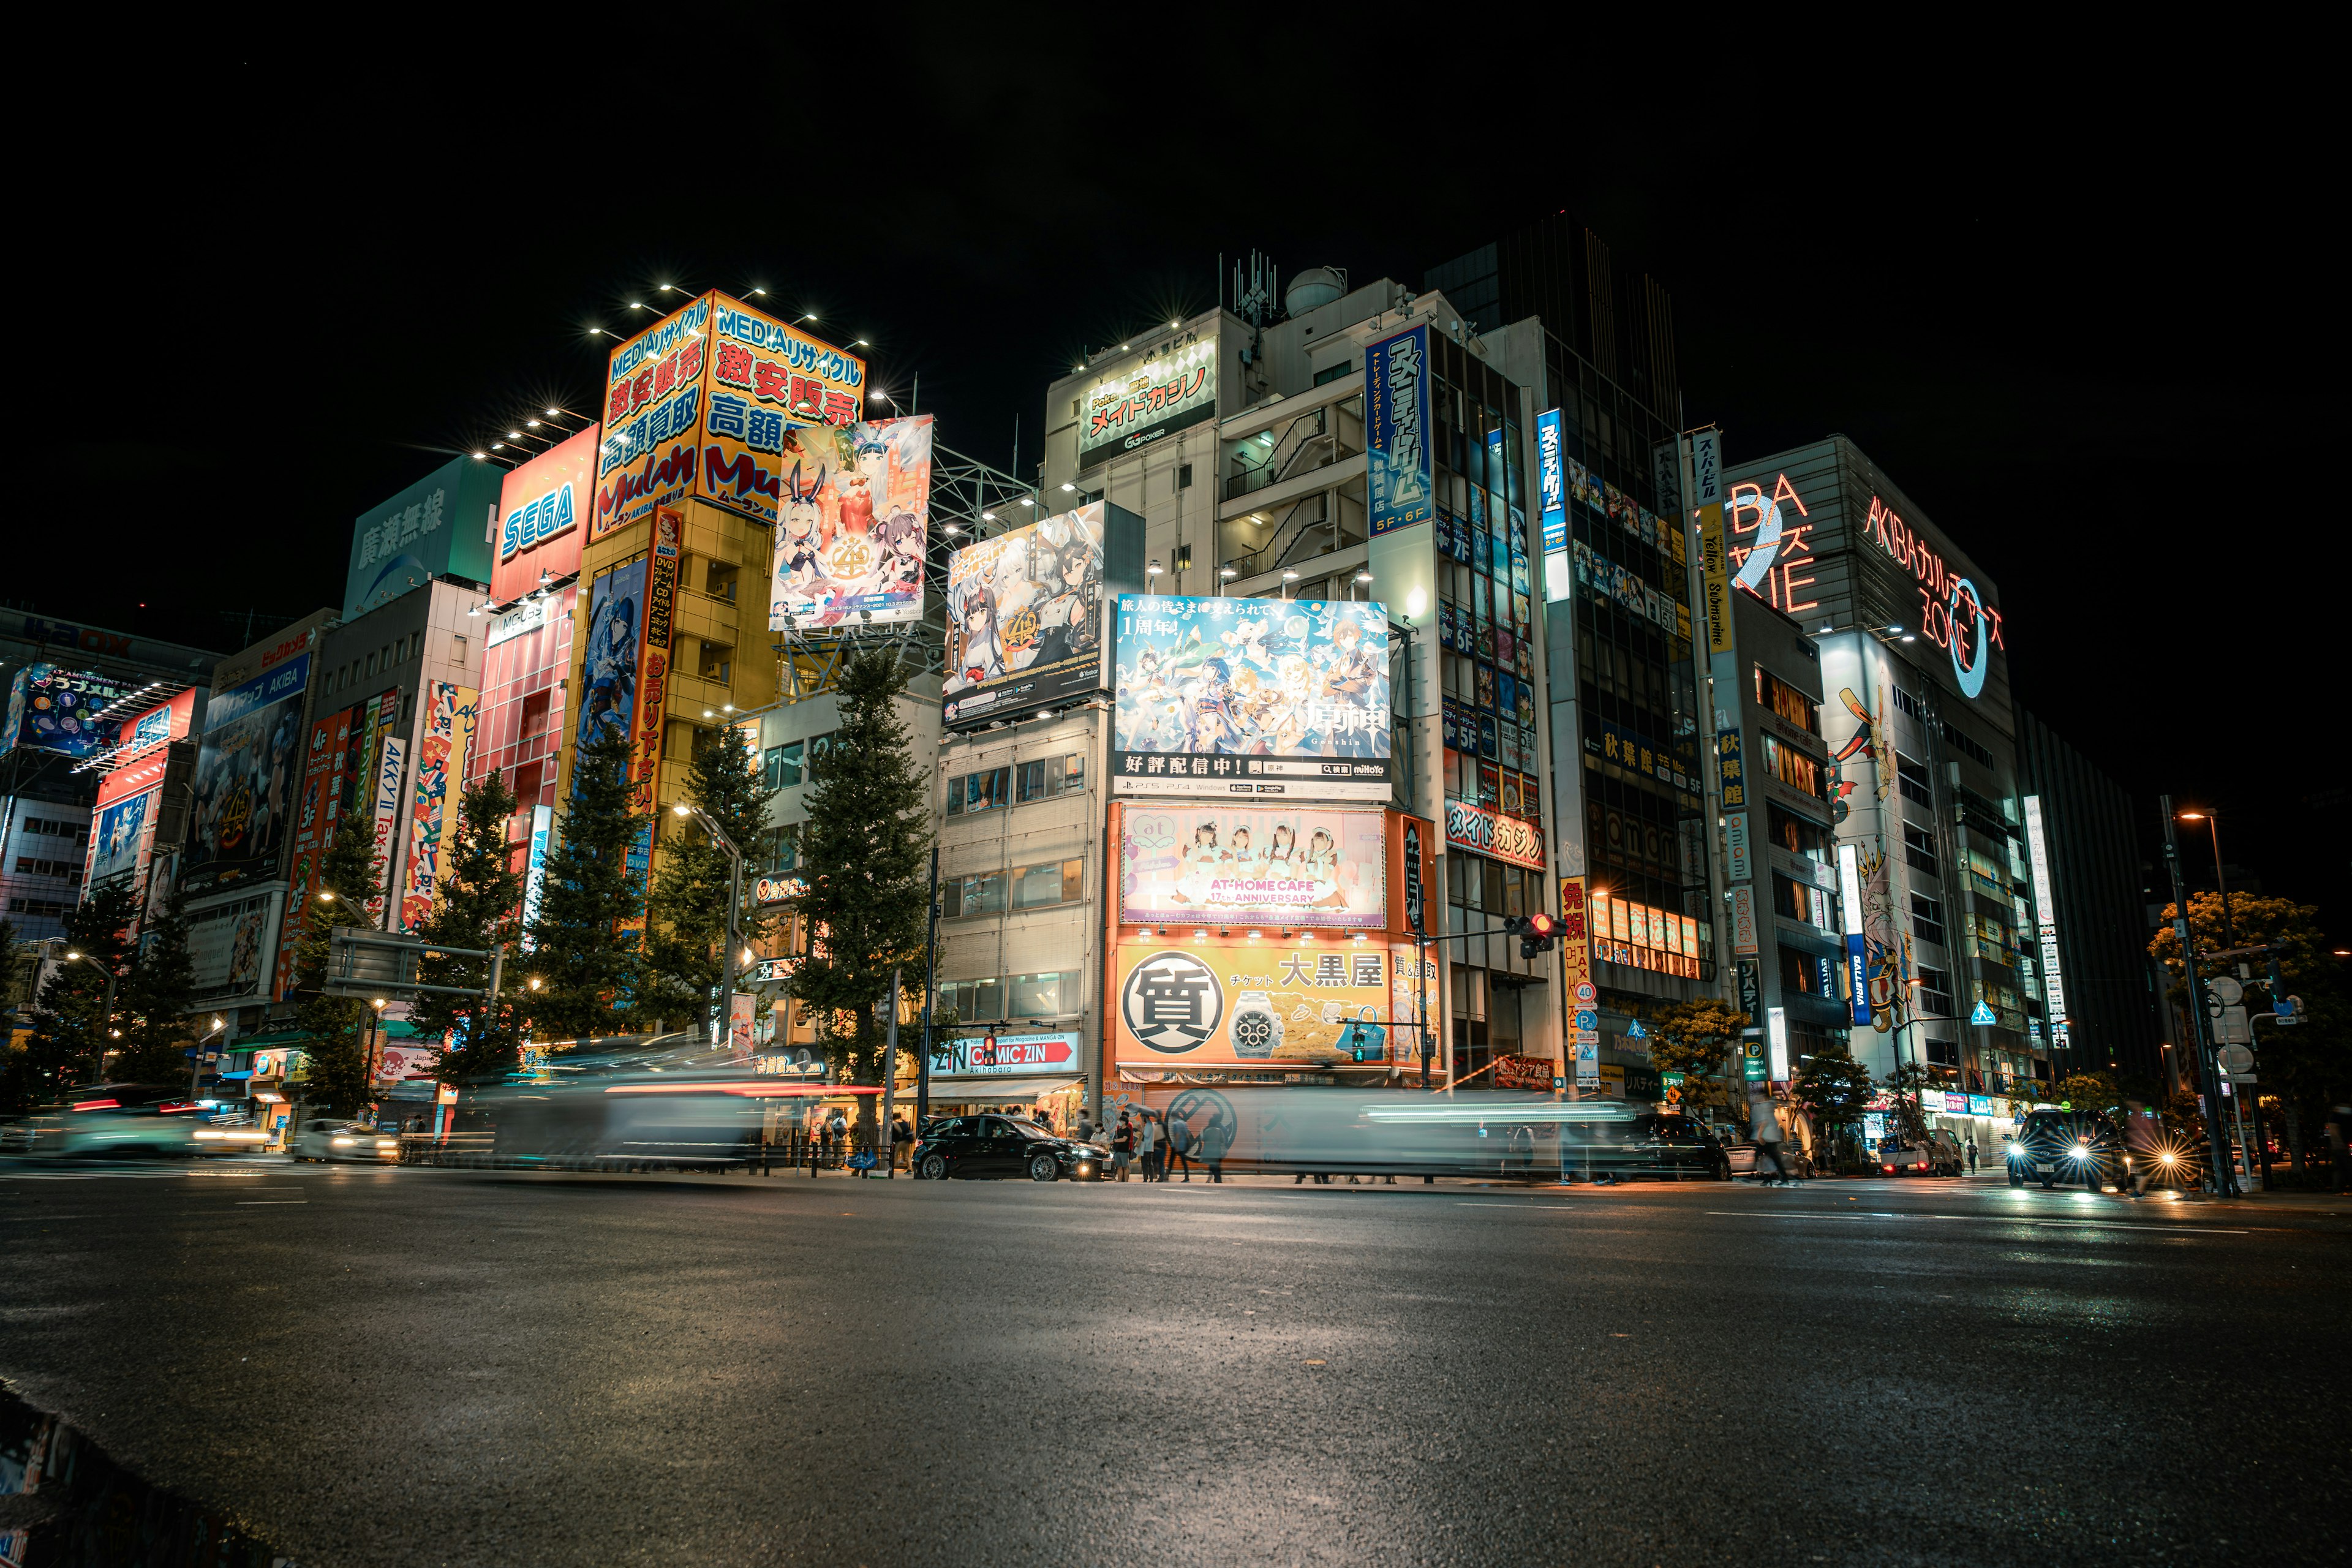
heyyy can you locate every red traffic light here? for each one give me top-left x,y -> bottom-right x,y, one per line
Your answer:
1526,912 -> 1557,937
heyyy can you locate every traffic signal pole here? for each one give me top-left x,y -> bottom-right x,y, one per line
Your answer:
2159,795 -> 2236,1197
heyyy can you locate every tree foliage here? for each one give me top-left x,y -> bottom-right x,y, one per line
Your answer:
523,728 -> 645,1041
643,730 -> 778,1038
1792,1041 -> 1876,1131
1646,998 -> 1750,1119
410,769 -> 526,1084
787,652 -> 933,1084
23,881 -> 141,1097
111,880 -> 198,1085
288,796 -> 387,1117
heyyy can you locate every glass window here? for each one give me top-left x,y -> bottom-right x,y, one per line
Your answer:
764,741 -> 804,790
975,978 -> 1005,1019
1009,971 -> 1074,1017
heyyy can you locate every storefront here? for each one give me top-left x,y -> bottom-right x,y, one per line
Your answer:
921,1031 -> 1087,1130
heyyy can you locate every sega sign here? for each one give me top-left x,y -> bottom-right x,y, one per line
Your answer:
500,481 -> 576,563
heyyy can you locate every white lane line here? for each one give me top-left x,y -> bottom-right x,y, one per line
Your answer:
1700,1210 -> 2247,1235
235,1199 -> 308,1205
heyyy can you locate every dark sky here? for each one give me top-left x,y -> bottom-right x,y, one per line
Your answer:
41,28 -> 2339,932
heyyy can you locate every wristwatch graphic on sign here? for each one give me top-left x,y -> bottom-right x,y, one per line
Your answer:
1231,992 -> 1283,1059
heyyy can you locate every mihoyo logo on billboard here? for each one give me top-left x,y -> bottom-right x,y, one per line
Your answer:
1120,951 -> 1224,1054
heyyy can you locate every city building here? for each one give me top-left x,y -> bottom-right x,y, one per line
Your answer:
2013,707 -> 2165,1084
1721,435 -> 2048,1151
2,610 -> 221,940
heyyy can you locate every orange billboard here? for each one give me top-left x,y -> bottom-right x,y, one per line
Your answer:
1111,938 -> 1419,1071
493,425 -> 598,601
594,290 -> 867,537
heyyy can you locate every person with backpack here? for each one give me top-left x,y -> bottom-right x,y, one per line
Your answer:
1165,1112 -> 1196,1181
1199,1109 -> 1232,1182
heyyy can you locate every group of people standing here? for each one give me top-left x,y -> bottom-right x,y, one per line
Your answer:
1105,1107 -> 1232,1182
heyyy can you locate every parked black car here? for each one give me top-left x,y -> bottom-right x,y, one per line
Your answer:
913,1114 -> 1108,1181
2007,1107 -> 2123,1189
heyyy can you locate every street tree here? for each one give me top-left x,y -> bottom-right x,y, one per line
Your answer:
644,729 -> 778,1038
112,880 -> 198,1084
288,796 -> 388,1118
2148,891 -> 2348,1178
23,880 -> 141,1096
522,728 -> 644,1040
411,768 -> 526,1084
788,650 -> 933,1087
1792,1041 -> 1876,1169
1646,998 -> 1750,1123
1883,1059 -> 1932,1144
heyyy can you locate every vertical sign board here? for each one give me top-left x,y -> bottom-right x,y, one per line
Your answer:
399,683 -> 478,932
2021,796 -> 2070,1031
1729,885 -> 1760,957
1837,842 -> 1871,1025
368,733 -> 406,925
1536,407 -> 1569,601
629,508 -> 683,820
1767,1005 -> 1789,1084
518,803 -> 553,951
273,704 -> 358,1000
1365,324 -> 1434,537
1725,811 -> 1752,884
1558,875 -> 1600,1087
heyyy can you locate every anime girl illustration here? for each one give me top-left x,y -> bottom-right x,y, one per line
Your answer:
946,582 -> 1005,693
579,586 -> 639,741
1172,821 -> 1223,904
775,462 -> 827,617
1030,530 -> 1102,666
1183,657 -> 1243,753
1302,827 -> 1348,908
835,440 -> 884,538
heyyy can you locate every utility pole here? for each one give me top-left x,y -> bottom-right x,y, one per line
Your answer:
878,965 -> 902,1177
916,845 -> 941,1131
2159,794 -> 2235,1196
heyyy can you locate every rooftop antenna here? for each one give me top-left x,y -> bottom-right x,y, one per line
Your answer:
1230,251 -> 1280,329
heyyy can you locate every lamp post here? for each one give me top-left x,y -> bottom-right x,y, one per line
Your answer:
61,949 -> 120,1087
2159,794 -> 2235,1196
188,1015 -> 228,1098
673,803 -> 746,1046
2176,810 -> 2232,949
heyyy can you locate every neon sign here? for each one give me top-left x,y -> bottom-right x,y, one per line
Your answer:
1867,495 -> 2005,682
1726,474 -> 1820,617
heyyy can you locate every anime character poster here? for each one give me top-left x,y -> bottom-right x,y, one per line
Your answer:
88,789 -> 153,887
942,502 -> 1106,731
1115,802 -> 1387,929
574,558 -> 647,771
768,414 -> 934,631
183,691 -> 310,896
1110,594 -> 1392,801
399,683 -> 478,932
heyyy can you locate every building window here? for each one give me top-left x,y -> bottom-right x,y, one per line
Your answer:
1313,363 -> 1351,387
14,858 -> 82,882
1891,686 -> 1924,722
938,971 -> 1080,1023
1757,733 -> 1822,797
696,640 -> 733,684
1176,464 -> 1194,491
943,872 -> 1006,918
1752,666 -> 1818,734
1910,894 -> 1947,947
946,766 -> 1012,816
764,741 -> 804,789
1902,823 -> 1940,876
703,559 -> 740,602
1942,722 -> 1994,769
1016,753 -> 1086,802
1766,802 -> 1829,861
451,635 -> 467,666
943,859 -> 1083,915
1895,752 -> 1934,807
1925,1037 -> 1959,1068
761,824 -> 800,875
1918,966 -> 1954,1020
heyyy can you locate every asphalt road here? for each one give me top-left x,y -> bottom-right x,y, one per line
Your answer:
2,1162 -> 2345,1567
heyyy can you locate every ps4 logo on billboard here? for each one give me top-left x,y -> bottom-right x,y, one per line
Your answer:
499,481 -> 576,562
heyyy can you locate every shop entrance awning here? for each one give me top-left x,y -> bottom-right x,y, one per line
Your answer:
922,1075 -> 1085,1104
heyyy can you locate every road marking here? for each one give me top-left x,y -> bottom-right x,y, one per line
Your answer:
236,1199 -> 308,1205
1700,1210 -> 2247,1235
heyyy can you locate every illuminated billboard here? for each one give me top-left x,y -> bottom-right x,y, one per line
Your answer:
1110,594 -> 1390,801
183,657 -> 312,897
575,559 -> 647,760
943,502 -> 1118,731
399,683 -> 478,932
344,456 -> 502,617
1113,939 -> 1414,1069
768,414 -> 933,631
87,788 -> 153,888
1115,802 -> 1387,929
1365,324 -> 1433,537
1077,327 -> 1218,469
492,425 -> 598,601
595,290 -> 867,536
4,664 -> 135,760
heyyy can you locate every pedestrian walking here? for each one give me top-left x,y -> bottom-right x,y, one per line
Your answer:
891,1113 -> 913,1172
1965,1137 -> 1979,1175
1076,1111 -> 1095,1144
1750,1088 -> 1794,1185
1139,1112 -> 1164,1182
1166,1112 -> 1196,1181
827,1109 -> 848,1169
1199,1110 -> 1231,1183
1111,1110 -> 1136,1180
2124,1099 -> 2162,1197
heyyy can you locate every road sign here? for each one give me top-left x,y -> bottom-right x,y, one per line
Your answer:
2274,995 -> 2304,1026
1969,1000 -> 1997,1026
2215,1006 -> 2252,1044
2206,974 -> 2244,1007
2217,1043 -> 2254,1075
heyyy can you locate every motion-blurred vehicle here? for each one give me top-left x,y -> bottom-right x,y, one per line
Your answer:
1878,1129 -> 1963,1176
912,1114 -> 1107,1181
2007,1107 -> 2122,1189
292,1120 -> 401,1163
0,1085 -> 232,1159
462,1031 -> 858,1170
1561,1112 -> 1720,1182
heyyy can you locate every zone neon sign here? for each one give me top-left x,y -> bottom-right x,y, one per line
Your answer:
1868,496 -> 2004,698
1727,474 -> 1820,617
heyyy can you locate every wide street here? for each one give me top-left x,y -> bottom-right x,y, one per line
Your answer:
3,1163 -> 2344,1566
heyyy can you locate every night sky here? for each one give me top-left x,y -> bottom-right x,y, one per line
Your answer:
43,32 -> 2337,932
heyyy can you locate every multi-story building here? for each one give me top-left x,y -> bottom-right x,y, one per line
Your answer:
2,610 -> 221,940
1722,435 -> 2051,1149
2013,707 -> 2164,1084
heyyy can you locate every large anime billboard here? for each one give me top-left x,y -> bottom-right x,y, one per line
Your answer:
575,559 -> 647,763
3,664 -> 135,760
183,660 -> 312,897
1110,595 -> 1391,801
943,503 -> 1107,730
768,414 -> 933,631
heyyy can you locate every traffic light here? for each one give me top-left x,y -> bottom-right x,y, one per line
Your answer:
1503,912 -> 1558,959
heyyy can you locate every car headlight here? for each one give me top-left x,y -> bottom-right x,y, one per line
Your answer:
331,1136 -> 356,1147
2159,1151 -> 2177,1164
375,1139 -> 398,1150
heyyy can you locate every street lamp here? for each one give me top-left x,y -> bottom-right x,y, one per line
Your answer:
189,1014 -> 230,1097
61,949 -> 120,1085
2175,810 -> 2232,949
673,802 -> 747,1046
